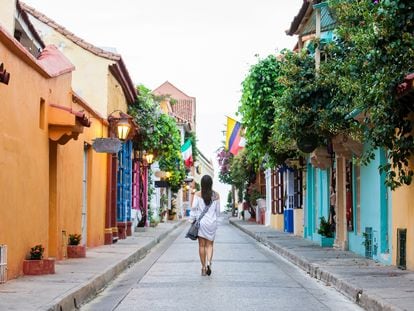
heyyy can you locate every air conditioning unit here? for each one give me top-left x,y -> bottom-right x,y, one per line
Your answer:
0,245 -> 7,283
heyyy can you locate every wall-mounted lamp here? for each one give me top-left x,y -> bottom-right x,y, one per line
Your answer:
144,152 -> 154,165
135,150 -> 155,165
116,118 -> 131,141
108,110 -> 133,141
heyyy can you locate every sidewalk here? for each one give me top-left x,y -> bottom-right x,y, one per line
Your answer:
230,218 -> 414,311
0,220 -> 185,311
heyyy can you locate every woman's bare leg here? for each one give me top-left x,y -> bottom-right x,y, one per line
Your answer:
198,237 -> 207,270
206,240 -> 214,264
205,240 -> 214,275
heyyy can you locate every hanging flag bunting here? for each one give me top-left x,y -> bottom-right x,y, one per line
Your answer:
181,139 -> 193,167
225,117 -> 245,156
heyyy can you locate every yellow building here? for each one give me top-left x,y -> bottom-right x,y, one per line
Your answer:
392,74 -> 414,270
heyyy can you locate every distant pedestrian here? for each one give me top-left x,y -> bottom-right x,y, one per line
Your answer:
189,175 -> 220,276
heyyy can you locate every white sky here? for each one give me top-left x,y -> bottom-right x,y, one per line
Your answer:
23,0 -> 302,200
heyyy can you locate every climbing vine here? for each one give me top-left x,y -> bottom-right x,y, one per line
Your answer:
327,0 -> 414,189
129,85 -> 186,192
273,48 -> 354,154
239,54 -> 290,168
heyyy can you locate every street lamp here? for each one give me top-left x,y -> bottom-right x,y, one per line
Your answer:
116,118 -> 131,141
108,111 -> 133,141
144,152 -> 154,165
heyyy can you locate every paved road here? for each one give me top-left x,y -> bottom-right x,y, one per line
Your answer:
81,216 -> 363,311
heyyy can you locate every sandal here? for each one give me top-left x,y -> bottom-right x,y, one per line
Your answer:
201,267 -> 207,276
206,262 -> 212,276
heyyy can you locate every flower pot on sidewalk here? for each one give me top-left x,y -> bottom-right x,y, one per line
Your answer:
67,245 -> 86,258
23,258 -> 55,275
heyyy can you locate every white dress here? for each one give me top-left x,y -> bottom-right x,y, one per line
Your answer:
190,192 -> 221,241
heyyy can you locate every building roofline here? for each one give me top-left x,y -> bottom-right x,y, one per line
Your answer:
16,0 -> 45,49
0,24 -> 55,78
21,2 -> 120,61
153,81 -> 195,101
72,92 -> 108,125
286,0 -> 312,36
21,1 -> 137,103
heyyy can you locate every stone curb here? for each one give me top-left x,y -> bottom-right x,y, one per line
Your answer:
229,219 -> 401,311
45,220 -> 186,311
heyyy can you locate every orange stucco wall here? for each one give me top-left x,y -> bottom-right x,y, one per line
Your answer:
50,123 -> 108,257
83,121 -> 108,248
0,34 -> 108,280
0,38 -> 66,279
392,158 -> 414,270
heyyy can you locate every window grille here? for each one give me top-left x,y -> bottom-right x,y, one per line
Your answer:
287,195 -> 294,209
397,228 -> 407,270
0,245 -> 7,283
272,170 -> 284,214
364,227 -> 373,259
293,170 -> 303,208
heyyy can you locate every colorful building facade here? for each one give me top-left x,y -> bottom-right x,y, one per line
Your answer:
0,0 -> 140,281
285,1 -> 393,267
0,0 -> 110,279
23,2 -> 138,244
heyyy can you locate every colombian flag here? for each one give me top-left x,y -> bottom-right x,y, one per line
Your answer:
225,117 -> 245,156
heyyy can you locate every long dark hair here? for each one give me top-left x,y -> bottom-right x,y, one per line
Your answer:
201,175 -> 213,206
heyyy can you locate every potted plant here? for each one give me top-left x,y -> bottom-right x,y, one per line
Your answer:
67,234 -> 86,258
23,244 -> 55,275
30,244 -> 44,260
168,207 -> 177,221
159,194 -> 168,222
148,208 -> 159,227
317,217 -> 335,247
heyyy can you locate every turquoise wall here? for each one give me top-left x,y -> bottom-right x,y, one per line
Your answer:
347,148 -> 391,265
304,161 -> 330,242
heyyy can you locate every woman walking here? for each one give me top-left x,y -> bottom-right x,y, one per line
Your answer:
190,175 -> 220,276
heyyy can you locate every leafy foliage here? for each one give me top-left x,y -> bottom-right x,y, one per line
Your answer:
129,85 -> 186,193
326,0 -> 414,189
239,55 -> 291,167
29,244 -> 44,260
229,149 -> 253,193
317,216 -> 334,238
68,233 -> 81,246
273,49 -> 353,152
237,1 -> 414,189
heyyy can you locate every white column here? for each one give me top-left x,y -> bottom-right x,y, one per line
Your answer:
265,168 -> 272,226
